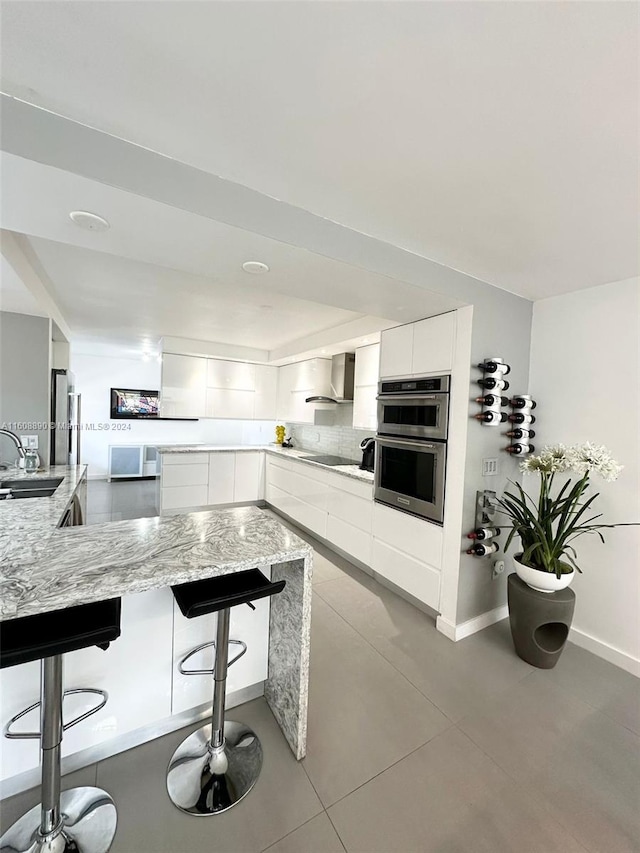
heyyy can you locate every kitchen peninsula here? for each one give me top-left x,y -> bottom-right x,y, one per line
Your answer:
0,467 -> 312,797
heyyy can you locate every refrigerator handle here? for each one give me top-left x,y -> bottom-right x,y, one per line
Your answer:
76,394 -> 82,464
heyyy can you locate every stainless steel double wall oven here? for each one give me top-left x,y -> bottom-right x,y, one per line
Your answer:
374,375 -> 450,524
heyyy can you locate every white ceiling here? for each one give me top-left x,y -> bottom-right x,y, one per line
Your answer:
22,236 -> 367,351
0,152 -> 461,349
1,1 -> 637,299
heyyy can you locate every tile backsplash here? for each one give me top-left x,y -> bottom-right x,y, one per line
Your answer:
286,407 -> 374,462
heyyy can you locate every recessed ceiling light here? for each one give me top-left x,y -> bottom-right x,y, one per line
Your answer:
69,210 -> 110,232
242,261 -> 270,274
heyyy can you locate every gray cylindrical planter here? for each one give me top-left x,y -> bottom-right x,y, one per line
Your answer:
507,573 -> 576,669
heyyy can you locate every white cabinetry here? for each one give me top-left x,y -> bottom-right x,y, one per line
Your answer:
160,453 -> 209,511
411,312 -> 456,374
353,343 -> 380,430
234,452 -> 265,502
379,325 -> 414,378
160,451 -> 265,513
379,312 -> 456,379
276,358 -> 332,424
253,365 -> 278,420
265,457 -> 373,565
208,452 -> 236,505
371,503 -> 442,610
161,355 -> 278,419
160,354 -> 207,418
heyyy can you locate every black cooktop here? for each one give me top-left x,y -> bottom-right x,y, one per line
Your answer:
299,455 -> 356,467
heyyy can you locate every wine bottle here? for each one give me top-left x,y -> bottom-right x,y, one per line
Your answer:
475,394 -> 508,407
478,361 -> 511,375
510,397 -> 537,409
506,428 -> 536,439
467,526 -> 501,540
508,412 -> 536,424
506,443 -> 535,455
474,411 -> 508,424
467,542 -> 500,557
477,377 -> 510,391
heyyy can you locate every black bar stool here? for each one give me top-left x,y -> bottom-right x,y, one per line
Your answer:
0,598 -> 121,853
166,568 -> 285,816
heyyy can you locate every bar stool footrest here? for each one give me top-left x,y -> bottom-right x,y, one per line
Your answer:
3,688 -> 108,740
179,639 -> 247,676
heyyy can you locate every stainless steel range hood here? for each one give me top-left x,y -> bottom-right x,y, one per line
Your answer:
306,353 -> 355,404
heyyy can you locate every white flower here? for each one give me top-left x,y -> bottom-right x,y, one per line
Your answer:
566,442 -> 623,482
520,444 -> 569,475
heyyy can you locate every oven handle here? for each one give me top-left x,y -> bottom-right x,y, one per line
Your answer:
376,436 -> 439,451
377,394 -> 443,402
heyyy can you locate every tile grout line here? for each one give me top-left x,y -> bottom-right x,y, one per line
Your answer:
453,694 -> 594,853
312,584 -> 458,724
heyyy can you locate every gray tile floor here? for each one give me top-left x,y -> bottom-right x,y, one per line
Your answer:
85,476 -> 159,524
2,483 -> 639,852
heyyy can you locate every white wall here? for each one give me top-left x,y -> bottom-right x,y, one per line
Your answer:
0,311 -> 51,463
71,351 -> 276,477
529,278 -> 640,674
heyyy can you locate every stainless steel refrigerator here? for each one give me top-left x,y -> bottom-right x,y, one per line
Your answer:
50,369 -> 81,465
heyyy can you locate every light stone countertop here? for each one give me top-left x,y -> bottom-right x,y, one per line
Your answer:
0,504 -> 311,622
155,443 -> 375,485
0,465 -> 88,558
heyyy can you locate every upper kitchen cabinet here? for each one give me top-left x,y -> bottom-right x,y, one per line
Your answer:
205,359 -> 255,420
253,365 -> 278,420
411,312 -> 456,374
276,358 -> 332,424
353,343 -> 380,430
379,312 -> 456,378
379,324 -> 414,378
160,354 -> 207,418
160,354 -> 278,419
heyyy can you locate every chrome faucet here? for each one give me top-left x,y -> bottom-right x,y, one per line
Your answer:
0,429 -> 26,460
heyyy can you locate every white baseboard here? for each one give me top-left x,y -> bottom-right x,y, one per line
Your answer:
569,627 -> 640,678
436,604 -> 509,642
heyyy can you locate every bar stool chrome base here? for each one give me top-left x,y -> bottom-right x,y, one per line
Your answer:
166,721 -> 262,815
0,786 -> 117,853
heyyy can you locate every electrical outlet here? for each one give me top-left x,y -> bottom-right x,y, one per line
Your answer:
20,435 -> 38,449
492,559 -> 505,580
482,458 -> 498,476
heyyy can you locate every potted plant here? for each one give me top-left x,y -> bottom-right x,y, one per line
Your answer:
498,443 -> 625,593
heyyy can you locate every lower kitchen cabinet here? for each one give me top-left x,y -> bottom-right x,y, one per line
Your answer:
207,452 -> 235,505
159,451 -> 265,514
264,455 -> 441,611
234,451 -> 265,502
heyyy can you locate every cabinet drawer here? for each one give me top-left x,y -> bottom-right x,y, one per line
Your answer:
267,462 -> 329,511
266,484 -> 327,539
162,452 -> 209,466
162,463 -> 208,488
161,484 -> 209,511
372,540 -> 440,610
373,503 -> 443,569
327,489 -> 372,533
326,516 -> 371,565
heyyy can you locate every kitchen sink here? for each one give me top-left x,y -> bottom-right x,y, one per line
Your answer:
0,477 -> 64,499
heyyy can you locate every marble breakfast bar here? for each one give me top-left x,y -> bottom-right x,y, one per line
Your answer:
0,469 -> 312,797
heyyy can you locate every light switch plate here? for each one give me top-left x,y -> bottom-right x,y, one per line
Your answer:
482,457 -> 498,476
20,435 -> 39,449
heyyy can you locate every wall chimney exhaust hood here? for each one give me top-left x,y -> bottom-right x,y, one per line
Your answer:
306,353 -> 355,404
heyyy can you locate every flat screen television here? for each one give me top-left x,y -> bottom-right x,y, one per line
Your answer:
110,388 -> 160,419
